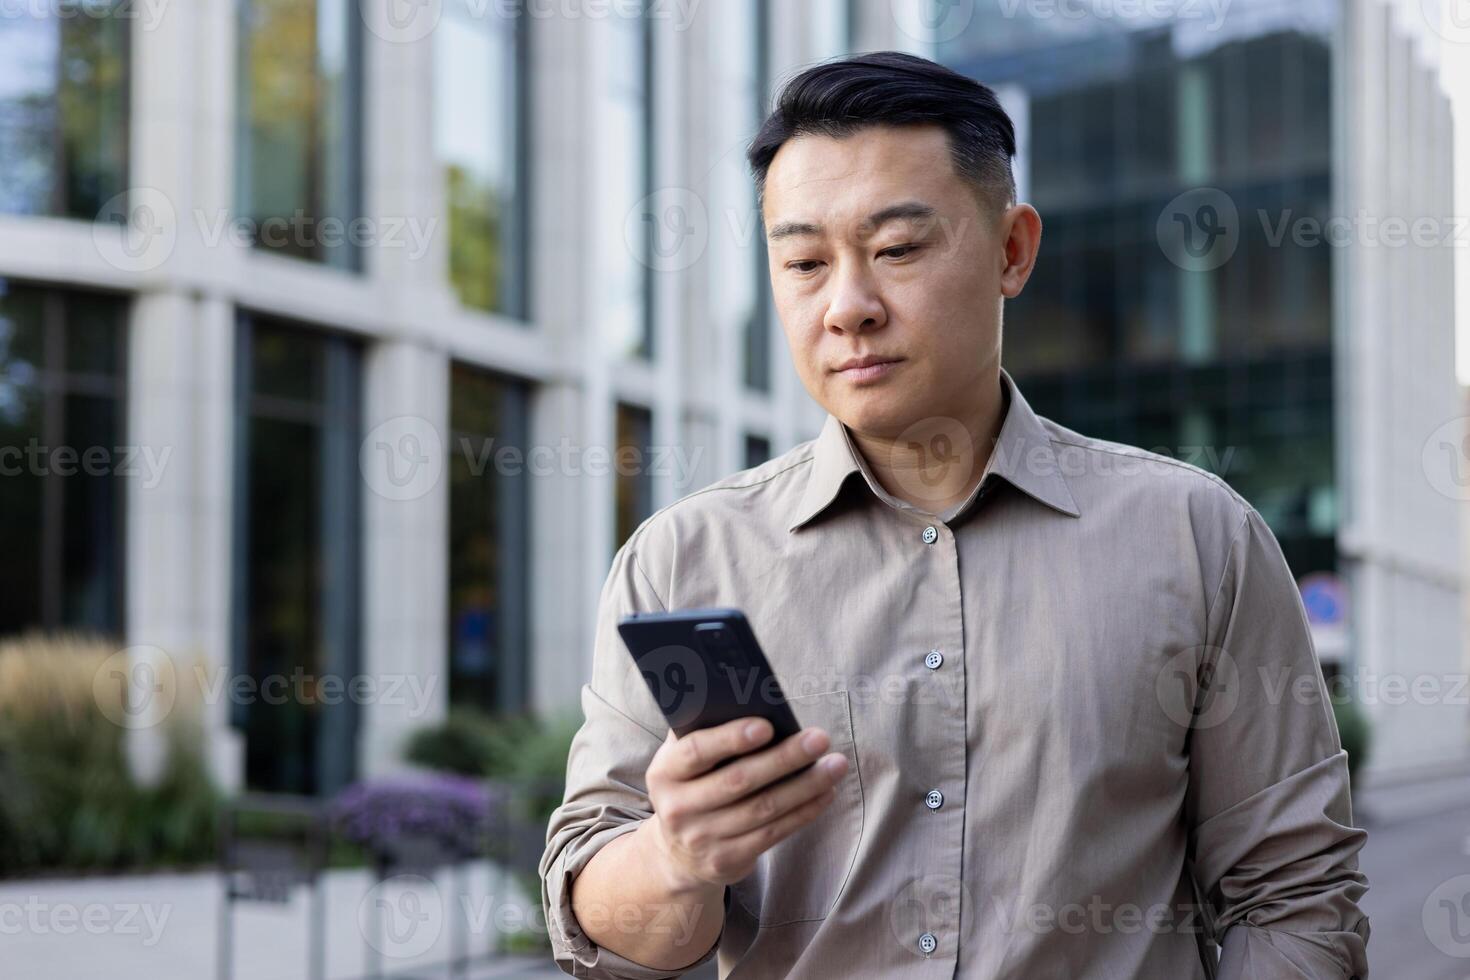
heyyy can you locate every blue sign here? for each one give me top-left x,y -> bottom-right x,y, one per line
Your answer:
1298,573 -> 1345,626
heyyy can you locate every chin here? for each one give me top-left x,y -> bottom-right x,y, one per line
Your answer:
829,390 -> 920,439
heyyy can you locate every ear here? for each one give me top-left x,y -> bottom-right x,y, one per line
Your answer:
998,204 -> 1042,300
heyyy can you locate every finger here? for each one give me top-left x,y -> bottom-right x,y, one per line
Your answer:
718,786 -> 838,868
659,716 -> 774,781
687,726 -> 834,811
703,752 -> 849,839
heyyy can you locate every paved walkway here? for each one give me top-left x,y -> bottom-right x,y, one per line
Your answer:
1355,756 -> 1470,978
0,861 -> 567,980
7,761 -> 1466,980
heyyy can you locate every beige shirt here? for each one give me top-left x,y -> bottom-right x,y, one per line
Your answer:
541,367 -> 1370,979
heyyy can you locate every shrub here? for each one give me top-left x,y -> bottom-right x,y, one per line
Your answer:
1331,694 -> 1372,783
329,773 -> 503,862
405,708 -> 581,951
0,633 -> 217,875
405,709 -> 579,816
404,709 -> 536,778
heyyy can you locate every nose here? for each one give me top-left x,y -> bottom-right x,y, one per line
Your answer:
824,261 -> 887,335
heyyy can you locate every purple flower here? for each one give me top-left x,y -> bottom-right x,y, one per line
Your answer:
329,773 -> 507,858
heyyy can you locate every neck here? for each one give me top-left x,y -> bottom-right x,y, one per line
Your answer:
847,371 -> 1007,516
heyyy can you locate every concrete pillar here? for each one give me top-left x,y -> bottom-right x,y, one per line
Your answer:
125,294 -> 241,791
358,340 -> 451,777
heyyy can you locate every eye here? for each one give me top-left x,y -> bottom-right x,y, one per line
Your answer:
787,260 -> 823,274
880,244 -> 921,260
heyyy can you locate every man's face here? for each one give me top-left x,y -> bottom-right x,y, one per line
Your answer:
761,124 -> 1036,437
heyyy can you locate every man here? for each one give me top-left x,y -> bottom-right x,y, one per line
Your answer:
540,51 -> 1369,978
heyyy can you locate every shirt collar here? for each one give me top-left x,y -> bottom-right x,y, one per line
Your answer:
787,366 -> 1081,533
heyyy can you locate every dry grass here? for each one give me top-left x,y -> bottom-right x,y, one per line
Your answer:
0,632 -> 117,723
0,632 -> 202,731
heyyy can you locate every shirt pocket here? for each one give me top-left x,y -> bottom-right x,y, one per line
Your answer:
729,689 -> 865,927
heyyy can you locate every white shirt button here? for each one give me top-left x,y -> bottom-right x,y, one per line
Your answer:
921,525 -> 939,545
925,789 -> 944,810
924,650 -> 943,670
918,932 -> 938,955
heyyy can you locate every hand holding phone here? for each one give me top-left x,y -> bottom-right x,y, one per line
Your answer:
640,712 -> 850,890
618,609 -> 851,889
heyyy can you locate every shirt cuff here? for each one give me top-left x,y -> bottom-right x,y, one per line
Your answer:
543,822 -> 723,979
1216,923 -> 1370,979
1191,751 -> 1370,979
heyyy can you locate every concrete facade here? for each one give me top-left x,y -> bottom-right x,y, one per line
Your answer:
0,0 -> 919,793
3,0 -> 1463,790
1335,0 -> 1468,774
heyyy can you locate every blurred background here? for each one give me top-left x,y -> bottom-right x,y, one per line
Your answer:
0,0 -> 1467,977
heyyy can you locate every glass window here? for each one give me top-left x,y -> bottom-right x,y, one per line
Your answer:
949,18 -> 1334,367
237,0 -> 362,270
744,434 -> 771,469
233,316 -> 361,795
0,282 -> 126,636
1015,355 -> 1335,576
614,403 -> 653,549
435,2 -> 529,317
940,1 -> 1338,576
0,1 -> 129,219
607,3 -> 654,359
447,365 -> 530,714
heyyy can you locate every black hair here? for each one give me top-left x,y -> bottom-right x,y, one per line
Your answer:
746,51 -> 1017,213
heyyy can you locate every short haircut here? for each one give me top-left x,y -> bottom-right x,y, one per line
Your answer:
747,51 -> 1017,214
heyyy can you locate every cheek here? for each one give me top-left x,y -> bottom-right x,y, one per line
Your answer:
892,266 -> 962,311
778,325 -> 833,398
791,327 -> 827,384
774,295 -> 825,355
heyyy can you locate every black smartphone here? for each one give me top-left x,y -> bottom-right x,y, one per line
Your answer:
617,608 -> 805,754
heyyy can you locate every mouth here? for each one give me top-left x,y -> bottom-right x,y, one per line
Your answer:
833,355 -> 904,384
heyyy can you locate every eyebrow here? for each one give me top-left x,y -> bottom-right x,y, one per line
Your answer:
766,201 -> 938,243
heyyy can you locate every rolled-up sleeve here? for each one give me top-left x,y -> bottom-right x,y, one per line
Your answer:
539,535 -> 724,979
1185,506 -> 1370,979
